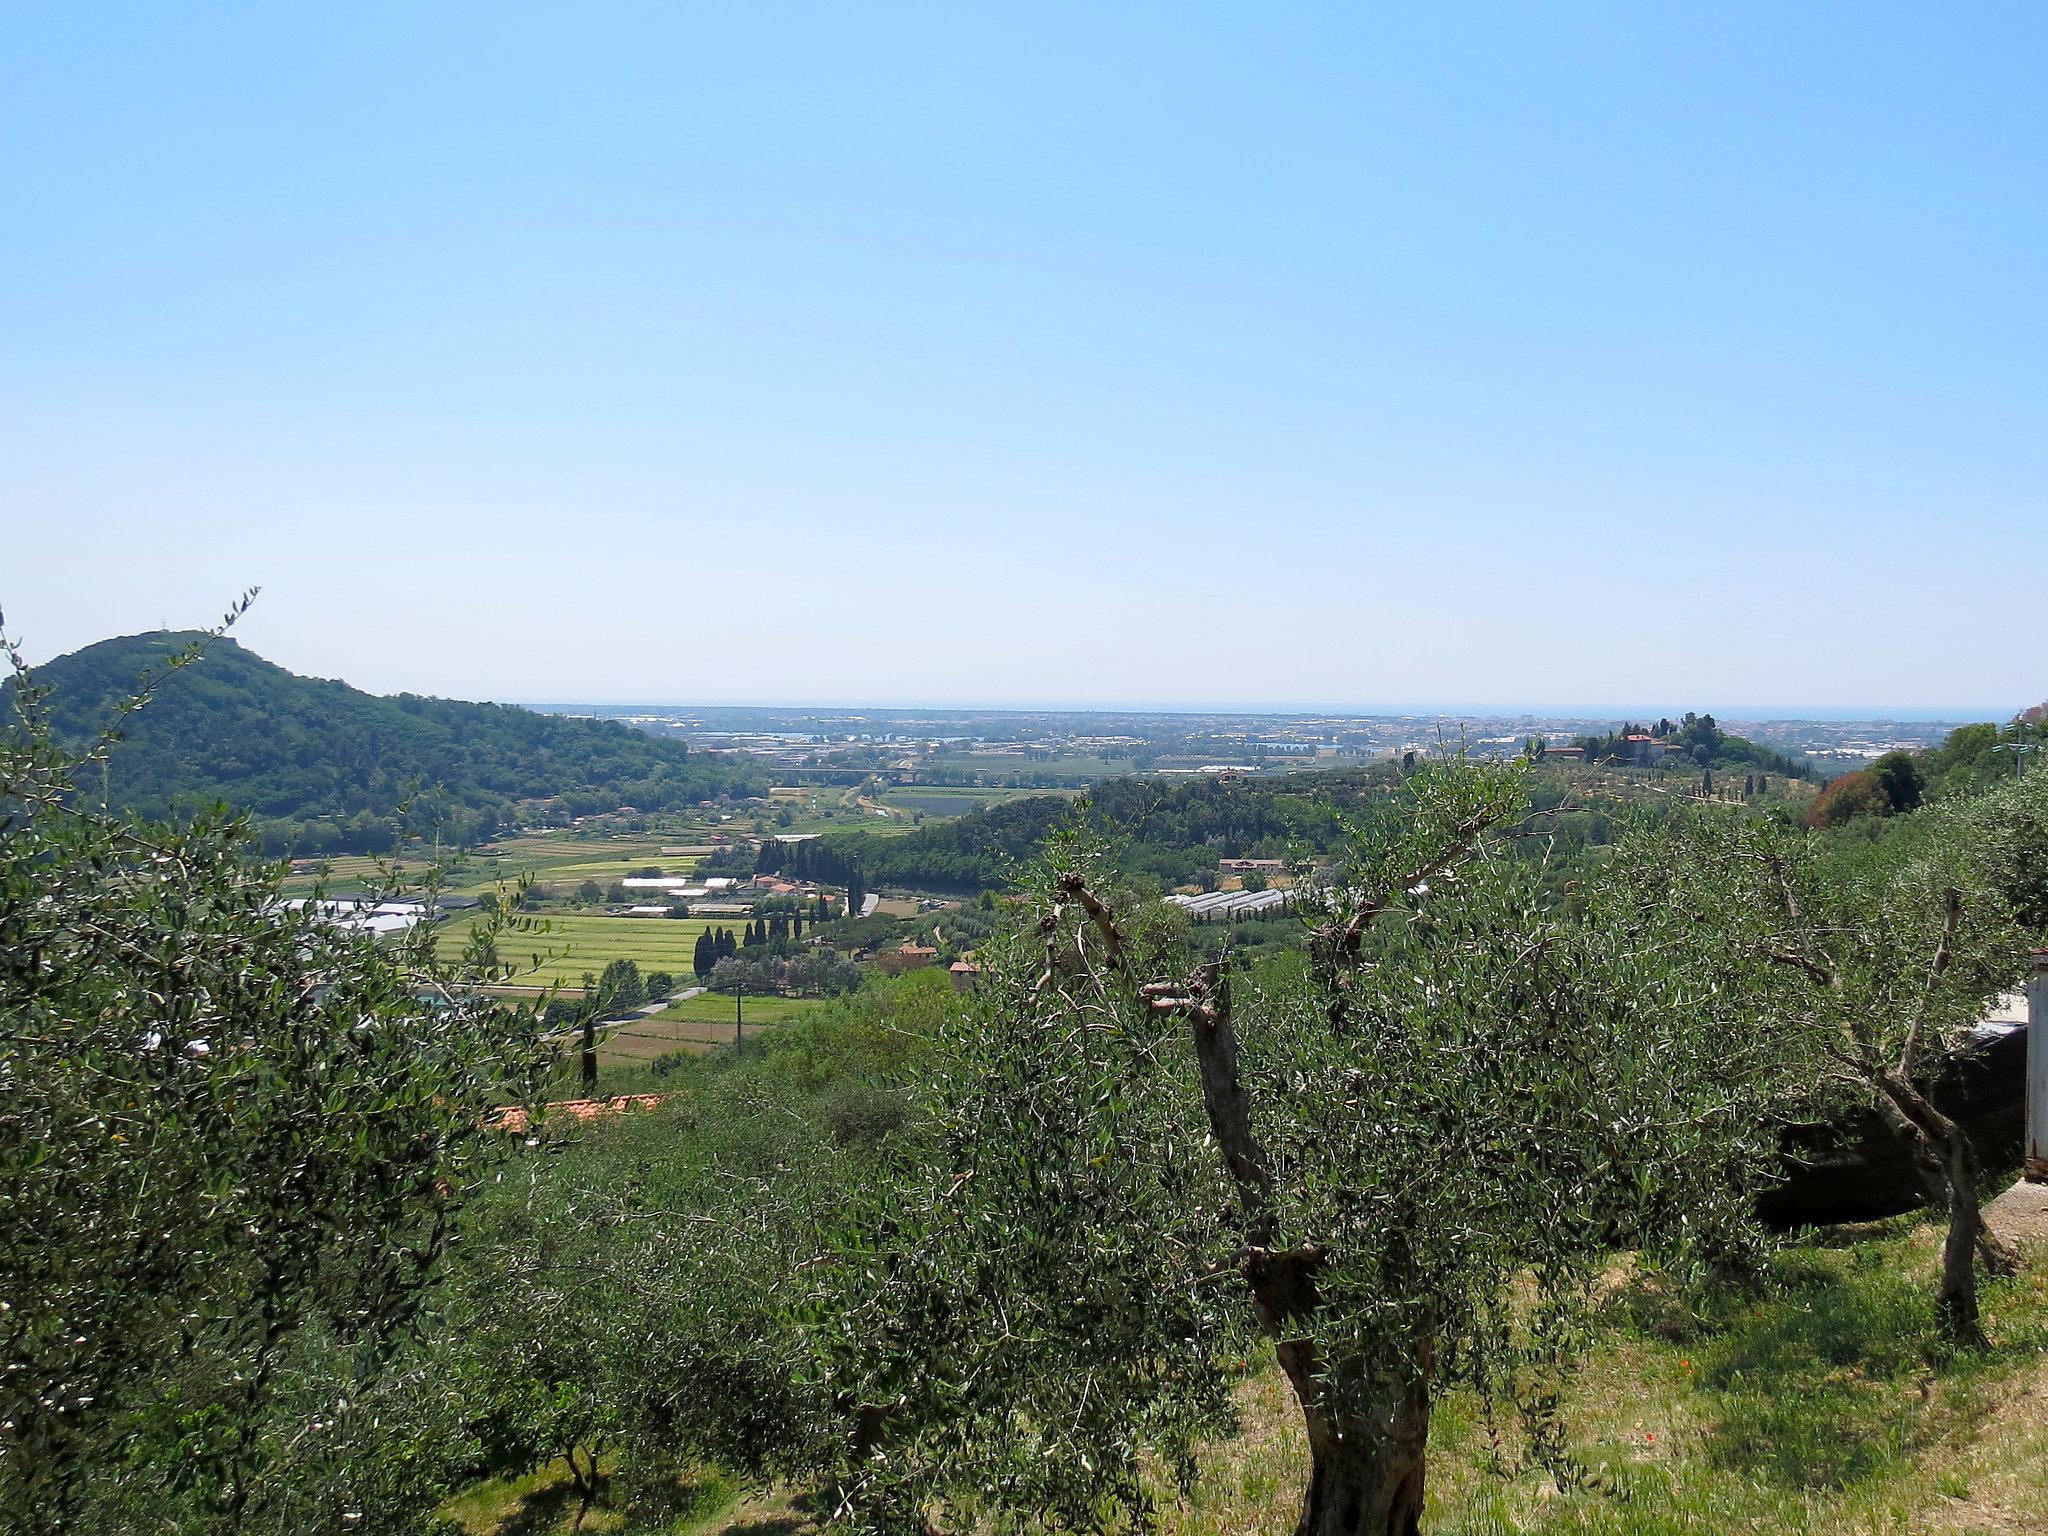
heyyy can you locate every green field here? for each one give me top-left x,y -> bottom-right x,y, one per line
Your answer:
282,831 -> 719,899
876,784 -> 1065,818
441,913 -> 747,988
449,834 -> 710,896
278,853 -> 443,896
596,994 -> 822,1064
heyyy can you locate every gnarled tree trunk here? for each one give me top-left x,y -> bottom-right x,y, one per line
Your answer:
1871,1092 -> 2019,1282
1276,1339 -> 1432,1536
1161,948 -> 1445,1536
1878,1070 -> 2015,1343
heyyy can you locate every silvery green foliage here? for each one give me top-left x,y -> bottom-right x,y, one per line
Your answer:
806,826 -> 1241,1531
1944,761 -> 2048,932
810,762 -> 1788,1531
0,624 -> 550,1533
1629,803 -> 2028,1339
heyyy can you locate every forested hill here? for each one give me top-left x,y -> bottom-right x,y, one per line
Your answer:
762,767 -> 1402,893
9,632 -> 762,854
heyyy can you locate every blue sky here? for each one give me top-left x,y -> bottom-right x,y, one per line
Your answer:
5,4 -> 2043,712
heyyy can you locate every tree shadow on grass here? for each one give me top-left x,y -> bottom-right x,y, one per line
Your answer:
1693,1246 -> 1970,1491
491,1475 -> 600,1536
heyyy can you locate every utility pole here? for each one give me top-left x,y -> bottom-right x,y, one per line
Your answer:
734,985 -> 743,1048
2029,952 -> 2048,1182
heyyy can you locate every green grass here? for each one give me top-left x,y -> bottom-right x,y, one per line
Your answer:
431,1202 -> 2048,1536
596,995 -> 823,1065
448,834 -> 710,896
440,1453 -> 747,1536
877,784 -> 1066,819
648,993 -> 819,1025
280,831 -> 723,899
441,914 -> 747,988
1162,1214 -> 2048,1536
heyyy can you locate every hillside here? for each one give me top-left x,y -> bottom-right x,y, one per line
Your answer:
9,632 -> 763,853
760,766 -> 1400,892
1572,712 -> 1813,778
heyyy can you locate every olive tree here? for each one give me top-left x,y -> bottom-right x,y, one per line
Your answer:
0,622 -> 549,1532
812,762 -> 1787,1535
1638,806 -> 2029,1342
1951,760 -> 2048,933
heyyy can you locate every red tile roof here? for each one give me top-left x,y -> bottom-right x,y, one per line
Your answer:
488,1093 -> 670,1136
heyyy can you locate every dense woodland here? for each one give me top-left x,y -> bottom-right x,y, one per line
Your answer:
9,632 -> 763,853
760,768 -> 1398,893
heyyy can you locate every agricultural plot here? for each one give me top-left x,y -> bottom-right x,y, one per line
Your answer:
596,994 -> 822,1064
286,832 -> 718,899
278,854 -> 439,896
875,784 -> 1059,819
447,833 -> 707,896
440,913 -> 752,989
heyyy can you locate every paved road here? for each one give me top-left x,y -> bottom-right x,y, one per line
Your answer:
627,984 -> 706,1018
1985,1178 -> 2048,1248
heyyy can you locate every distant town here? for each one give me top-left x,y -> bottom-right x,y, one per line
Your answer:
564,703 -> 1964,786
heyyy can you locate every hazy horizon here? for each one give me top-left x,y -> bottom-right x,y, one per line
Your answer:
13,622 -> 2034,726
528,697 -> 2005,724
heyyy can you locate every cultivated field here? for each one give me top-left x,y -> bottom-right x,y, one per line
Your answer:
278,853 -> 441,896
449,834 -> 707,896
596,994 -> 822,1065
876,783 -> 1064,818
440,913 -> 750,988
282,831 -> 721,899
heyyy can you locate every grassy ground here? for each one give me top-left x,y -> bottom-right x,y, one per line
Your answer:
876,784 -> 1066,818
1156,1214 -> 2048,1536
277,852 -> 444,896
597,995 -> 823,1065
281,832 -> 716,898
443,1211 -> 2048,1535
442,914 -> 748,988
450,835 -> 708,896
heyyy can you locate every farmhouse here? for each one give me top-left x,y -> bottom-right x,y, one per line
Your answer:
873,942 -> 939,975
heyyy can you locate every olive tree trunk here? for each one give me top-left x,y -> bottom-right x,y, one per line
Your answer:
1168,953 -> 1444,1536
1276,1340 -> 1431,1536
1877,1070 -> 2016,1342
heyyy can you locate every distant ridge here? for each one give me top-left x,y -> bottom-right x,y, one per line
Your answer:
8,632 -> 763,854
